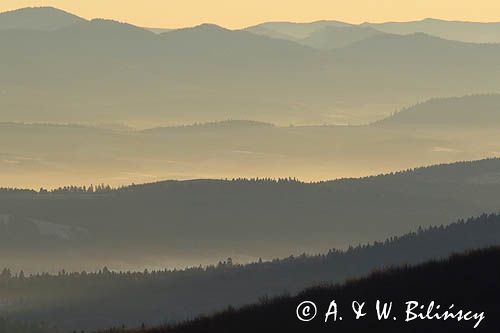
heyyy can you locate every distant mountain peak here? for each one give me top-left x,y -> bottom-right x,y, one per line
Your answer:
197,23 -> 226,30
163,23 -> 234,38
189,23 -> 231,33
0,6 -> 85,31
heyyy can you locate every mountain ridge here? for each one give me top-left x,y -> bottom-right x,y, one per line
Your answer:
107,247 -> 500,332
2,158 -> 500,267
3,213 -> 500,331
0,6 -> 86,31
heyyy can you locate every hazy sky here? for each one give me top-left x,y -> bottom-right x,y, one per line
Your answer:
1,0 -> 500,29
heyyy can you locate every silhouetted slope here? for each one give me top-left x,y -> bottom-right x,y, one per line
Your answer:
0,7 -> 85,31
3,213 -> 499,331
374,94 -> 500,128
112,247 -> 500,332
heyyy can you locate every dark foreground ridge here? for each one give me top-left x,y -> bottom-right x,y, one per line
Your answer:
104,247 -> 500,333
1,213 -> 499,331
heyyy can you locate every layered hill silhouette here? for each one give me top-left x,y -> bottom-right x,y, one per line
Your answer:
104,247 -> 500,333
3,158 -> 500,274
4,8 -> 500,44
246,17 -> 500,44
2,213 -> 499,331
3,7 -> 500,333
2,7 -> 500,126
332,32 -> 500,65
159,23 -> 317,63
363,18 -> 500,43
2,90 -> 500,189
0,15 -> 330,126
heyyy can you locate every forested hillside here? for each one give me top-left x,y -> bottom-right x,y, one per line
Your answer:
102,247 -> 500,332
2,158 -> 500,275
1,213 -> 499,331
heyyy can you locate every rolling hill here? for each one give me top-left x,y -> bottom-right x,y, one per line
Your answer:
111,247 -> 500,332
332,32 -> 500,64
0,6 -> 85,31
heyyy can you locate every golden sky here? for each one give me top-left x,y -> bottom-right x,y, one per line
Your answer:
1,0 -> 500,29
